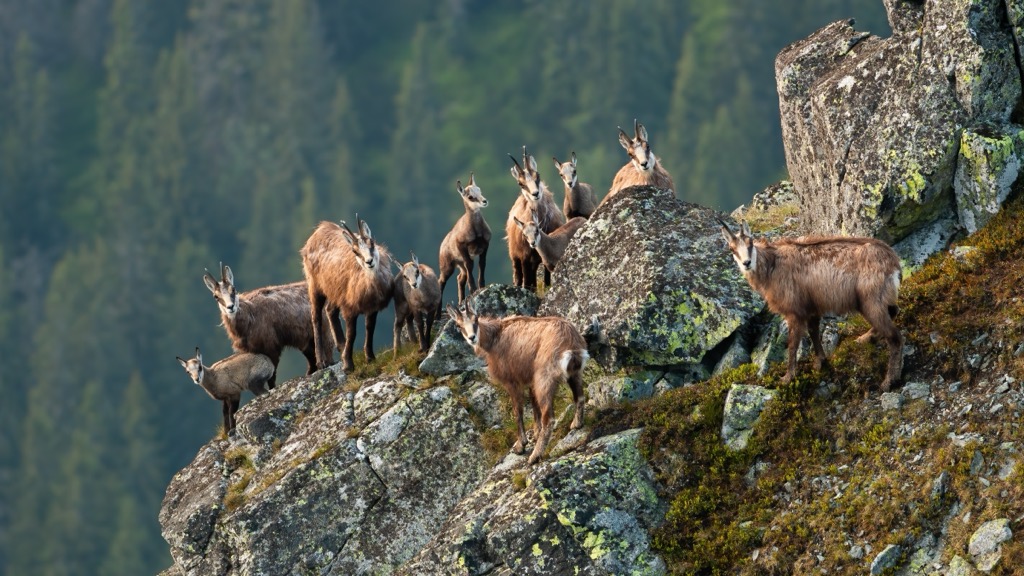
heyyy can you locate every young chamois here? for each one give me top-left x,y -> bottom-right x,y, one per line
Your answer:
438,174 -> 491,313
393,252 -> 441,354
203,263 -> 326,388
600,119 -> 675,208
507,146 -> 566,291
513,210 -> 587,273
301,216 -> 395,372
447,299 -> 588,465
177,347 -> 274,432
553,152 -> 598,219
719,219 -> 904,391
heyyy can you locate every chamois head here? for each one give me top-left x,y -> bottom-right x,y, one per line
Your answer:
176,347 -> 205,386
618,119 -> 654,173
401,251 -> 424,290
340,215 -> 380,272
509,146 -> 543,204
203,263 -> 239,318
552,152 -> 578,189
512,210 -> 542,250
457,172 -> 488,210
446,300 -> 480,346
718,218 -> 757,273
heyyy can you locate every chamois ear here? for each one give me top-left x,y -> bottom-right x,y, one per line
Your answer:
571,151 -> 577,166
617,127 -> 632,151
176,356 -> 188,369
509,154 -> 523,179
194,347 -> 202,365
531,209 -> 540,227
410,251 -> 419,268
740,220 -> 752,238
203,272 -> 218,293
635,120 -> 648,143
221,264 -> 233,286
445,303 -> 460,323
468,171 -> 476,187
527,154 -> 538,173
552,156 -> 561,169
357,214 -> 372,239
456,180 -> 465,197
512,216 -> 526,231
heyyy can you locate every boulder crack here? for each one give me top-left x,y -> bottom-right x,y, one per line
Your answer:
1004,0 -> 1024,118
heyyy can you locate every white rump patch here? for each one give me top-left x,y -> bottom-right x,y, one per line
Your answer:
559,350 -> 574,373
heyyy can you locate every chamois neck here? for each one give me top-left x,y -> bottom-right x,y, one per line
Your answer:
475,317 -> 502,352
747,243 -> 776,289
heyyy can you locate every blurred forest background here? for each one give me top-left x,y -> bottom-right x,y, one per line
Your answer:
0,0 -> 889,573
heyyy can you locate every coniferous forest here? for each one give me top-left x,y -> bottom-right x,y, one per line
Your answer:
0,1 -> 890,573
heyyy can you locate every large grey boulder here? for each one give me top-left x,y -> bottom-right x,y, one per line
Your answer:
540,185 -> 764,370
160,371 -> 490,575
721,384 -> 778,451
419,284 -> 540,376
968,518 -> 1012,572
955,126 -> 1024,234
399,428 -> 666,576
775,0 -> 1022,242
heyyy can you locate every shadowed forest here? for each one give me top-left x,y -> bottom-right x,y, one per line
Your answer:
0,1 -> 889,573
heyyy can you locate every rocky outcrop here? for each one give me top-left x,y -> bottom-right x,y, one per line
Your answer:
775,0 -> 1023,242
399,429 -> 665,576
540,185 -> 764,370
160,367 -> 668,575
721,384 -> 778,451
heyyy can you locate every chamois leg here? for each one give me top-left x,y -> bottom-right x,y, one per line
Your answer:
528,389 -> 555,466
437,261 -> 455,318
512,257 -> 524,288
310,290 -> 331,369
510,394 -> 527,454
782,316 -> 806,384
807,316 -> 829,371
523,257 -> 540,292
229,398 -> 240,431
460,247 -> 478,292
542,267 -> 552,290
405,315 -> 417,350
456,269 -> 468,305
423,309 -> 437,351
364,310 -> 379,364
478,250 -> 487,288
393,312 -> 406,359
863,303 -> 903,392
326,307 -> 345,367
568,367 -> 586,430
342,313 -> 358,372
416,311 -> 429,352
221,400 -> 232,433
265,351 -> 281,389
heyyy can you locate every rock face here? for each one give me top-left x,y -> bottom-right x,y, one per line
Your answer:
400,429 -> 666,576
776,0 -> 1023,242
968,518 -> 1012,572
419,284 -> 540,376
540,185 -> 764,370
721,384 -> 778,450
160,369 -> 668,575
161,369 -> 491,575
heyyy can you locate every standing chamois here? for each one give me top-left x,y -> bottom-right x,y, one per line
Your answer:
553,152 -> 598,219
177,347 -> 274,432
513,210 -> 587,273
438,173 -> 491,313
301,216 -> 395,372
203,264 -> 326,388
600,119 -> 675,208
507,146 -> 566,291
719,219 -> 904,391
447,299 -> 588,465
393,252 -> 441,354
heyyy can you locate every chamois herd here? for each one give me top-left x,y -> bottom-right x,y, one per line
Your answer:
178,119 -> 906,463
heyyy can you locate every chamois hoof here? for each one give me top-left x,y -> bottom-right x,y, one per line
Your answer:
512,440 -> 525,454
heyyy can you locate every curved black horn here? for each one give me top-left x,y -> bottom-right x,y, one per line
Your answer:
508,153 -> 522,171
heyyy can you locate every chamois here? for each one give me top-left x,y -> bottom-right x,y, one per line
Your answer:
438,174 -> 491,313
177,347 -> 274,432
507,146 -> 566,291
513,210 -> 587,273
553,152 -> 598,219
447,299 -> 588,465
301,216 -> 395,372
601,119 -> 675,208
719,219 -> 904,391
203,264 -> 326,388
393,252 -> 441,354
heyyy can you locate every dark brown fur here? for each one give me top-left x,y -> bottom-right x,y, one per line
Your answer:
515,214 -> 588,273
301,220 -> 395,372
722,222 -> 903,391
438,177 -> 491,311
448,305 -> 587,465
394,259 -> 442,353
203,266 -> 326,388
